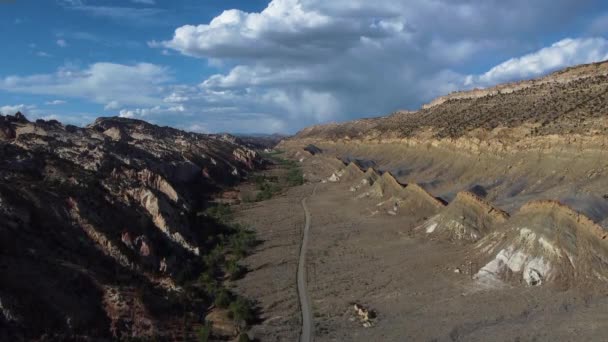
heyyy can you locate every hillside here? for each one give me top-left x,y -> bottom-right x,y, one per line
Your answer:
0,113 -> 261,340
294,60 -> 608,140
280,60 -> 608,222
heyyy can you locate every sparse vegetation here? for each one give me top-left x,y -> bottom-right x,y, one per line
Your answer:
203,204 -> 233,224
250,153 -> 305,202
226,259 -> 247,280
214,288 -> 232,308
228,296 -> 255,324
286,166 -> 304,186
188,202 -> 260,337
197,321 -> 212,342
255,179 -> 282,201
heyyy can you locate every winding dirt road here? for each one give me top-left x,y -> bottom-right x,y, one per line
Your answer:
297,186 -> 316,342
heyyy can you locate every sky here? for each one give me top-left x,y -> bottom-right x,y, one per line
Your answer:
2,1 -> 608,134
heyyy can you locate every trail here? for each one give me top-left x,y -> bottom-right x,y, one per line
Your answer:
297,185 -> 317,342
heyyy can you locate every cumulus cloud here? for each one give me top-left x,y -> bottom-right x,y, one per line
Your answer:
4,0 -> 607,133
147,0 -> 606,133
0,62 -> 171,107
0,104 -> 36,115
56,39 -> 68,47
466,38 -> 608,87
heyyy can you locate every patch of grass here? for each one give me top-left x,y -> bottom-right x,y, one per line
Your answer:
259,149 -> 285,159
255,181 -> 282,201
286,167 -> 304,186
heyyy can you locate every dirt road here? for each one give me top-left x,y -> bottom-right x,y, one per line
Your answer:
297,187 -> 315,342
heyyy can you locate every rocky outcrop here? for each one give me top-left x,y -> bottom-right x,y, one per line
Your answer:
350,168 -> 380,192
473,200 -> 608,288
129,187 -> 199,255
359,171 -> 407,199
325,161 -> 364,183
377,183 -> 445,219
0,114 -> 262,340
423,191 -> 509,242
423,60 -> 608,109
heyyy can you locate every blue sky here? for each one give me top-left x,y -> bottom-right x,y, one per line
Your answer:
2,0 -> 608,133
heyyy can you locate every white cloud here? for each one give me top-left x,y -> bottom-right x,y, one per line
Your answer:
147,0 -> 604,133
45,100 -> 67,105
56,39 -> 68,47
466,38 -> 608,87
132,0 -> 155,4
104,100 -> 121,110
0,104 -> 36,115
118,109 -> 136,118
36,51 -> 52,58
0,62 -> 171,107
6,0 -> 608,134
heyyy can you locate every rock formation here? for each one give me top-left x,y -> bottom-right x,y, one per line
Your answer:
473,200 -> 608,288
281,60 -> 608,289
423,191 -> 509,242
0,114 -> 261,340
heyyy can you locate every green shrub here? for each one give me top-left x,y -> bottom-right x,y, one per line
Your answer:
228,297 -> 255,324
203,245 -> 225,269
203,204 -> 233,223
228,228 -> 257,258
255,181 -> 281,201
286,167 -> 304,186
226,259 -> 247,280
198,272 -> 218,294
214,288 -> 232,309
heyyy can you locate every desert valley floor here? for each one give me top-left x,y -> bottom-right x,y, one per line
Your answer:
231,153 -> 608,342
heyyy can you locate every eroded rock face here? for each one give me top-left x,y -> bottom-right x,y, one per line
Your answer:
0,115 -> 261,340
422,191 -> 509,242
473,201 -> 608,288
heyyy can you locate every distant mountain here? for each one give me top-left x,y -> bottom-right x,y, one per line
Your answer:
231,133 -> 289,150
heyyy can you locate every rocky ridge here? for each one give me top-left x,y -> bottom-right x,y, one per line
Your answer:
292,59 -> 608,288
0,113 -> 261,340
422,191 -> 509,242
308,135 -> 608,289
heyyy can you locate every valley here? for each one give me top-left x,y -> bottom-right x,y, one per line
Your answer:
231,61 -> 608,341
234,150 -> 608,341
5,60 -> 608,341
